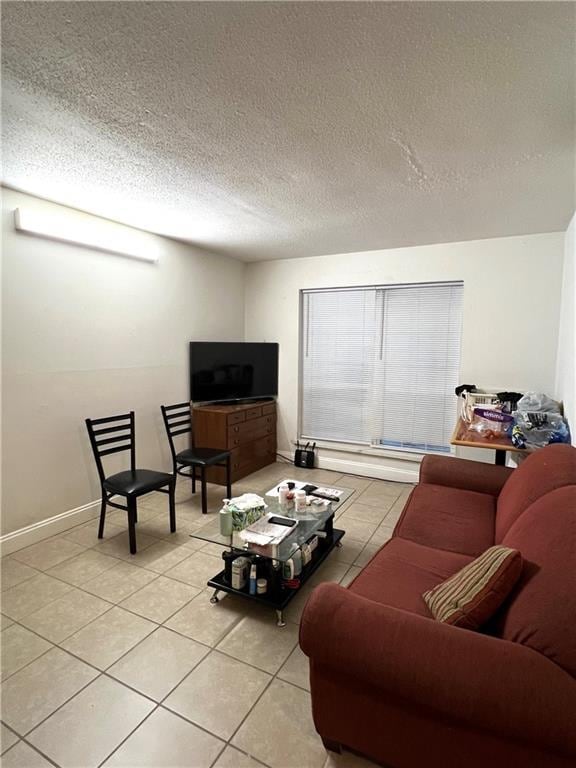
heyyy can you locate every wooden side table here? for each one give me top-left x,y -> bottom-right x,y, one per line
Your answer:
451,417 -> 521,465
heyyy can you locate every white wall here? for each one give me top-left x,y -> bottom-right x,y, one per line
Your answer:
245,232 -> 565,480
1,189 -> 245,542
555,212 -> 576,442
1,188 -> 569,547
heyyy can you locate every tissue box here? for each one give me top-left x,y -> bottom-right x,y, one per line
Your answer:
227,493 -> 267,531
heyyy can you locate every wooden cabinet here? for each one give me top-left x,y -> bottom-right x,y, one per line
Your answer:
193,400 -> 277,484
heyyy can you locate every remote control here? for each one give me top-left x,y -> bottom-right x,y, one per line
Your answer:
310,491 -> 340,502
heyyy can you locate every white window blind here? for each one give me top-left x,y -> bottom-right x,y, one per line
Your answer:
301,283 -> 463,453
301,289 -> 377,443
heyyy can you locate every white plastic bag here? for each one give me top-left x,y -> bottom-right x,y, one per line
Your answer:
516,392 -> 561,414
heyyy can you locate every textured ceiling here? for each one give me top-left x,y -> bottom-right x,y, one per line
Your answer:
2,2 -> 575,261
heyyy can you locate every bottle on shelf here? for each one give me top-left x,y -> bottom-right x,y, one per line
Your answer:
249,562 -> 258,595
219,499 -> 233,536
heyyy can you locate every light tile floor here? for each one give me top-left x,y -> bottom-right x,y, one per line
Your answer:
1,462 -> 412,768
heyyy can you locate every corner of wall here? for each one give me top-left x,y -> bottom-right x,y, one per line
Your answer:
555,211 -> 576,444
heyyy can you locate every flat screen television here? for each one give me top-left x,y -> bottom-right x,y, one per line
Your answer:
190,342 -> 279,403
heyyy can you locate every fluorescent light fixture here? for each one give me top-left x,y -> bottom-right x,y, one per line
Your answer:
14,207 -> 159,263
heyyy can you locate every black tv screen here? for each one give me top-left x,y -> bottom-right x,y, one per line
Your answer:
190,342 -> 279,403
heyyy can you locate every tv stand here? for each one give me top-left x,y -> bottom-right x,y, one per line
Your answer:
202,396 -> 275,407
192,400 -> 277,485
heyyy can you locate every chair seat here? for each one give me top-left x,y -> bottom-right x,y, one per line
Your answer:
103,469 -> 173,496
176,447 -> 230,466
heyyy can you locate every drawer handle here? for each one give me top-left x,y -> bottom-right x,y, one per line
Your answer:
233,426 -> 240,432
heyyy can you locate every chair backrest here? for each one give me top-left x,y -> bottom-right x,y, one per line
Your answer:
85,411 -> 135,483
161,402 -> 192,462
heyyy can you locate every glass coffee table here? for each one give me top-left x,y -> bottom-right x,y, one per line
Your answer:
189,487 -> 354,626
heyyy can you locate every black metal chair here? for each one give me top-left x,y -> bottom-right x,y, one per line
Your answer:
85,411 -> 176,554
161,402 -> 231,515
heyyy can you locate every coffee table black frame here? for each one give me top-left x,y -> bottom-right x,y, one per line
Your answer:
207,512 -> 345,626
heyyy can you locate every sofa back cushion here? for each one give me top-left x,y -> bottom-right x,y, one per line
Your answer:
495,486 -> 576,677
495,443 -> 576,542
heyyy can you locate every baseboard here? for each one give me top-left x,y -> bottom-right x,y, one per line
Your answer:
277,451 -> 419,484
1,448 -> 419,556
0,497 -> 104,556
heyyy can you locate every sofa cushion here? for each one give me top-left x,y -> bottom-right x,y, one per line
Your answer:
495,443 -> 576,542
348,537 -> 474,617
494,486 -> 576,678
394,484 -> 496,557
423,545 -> 523,630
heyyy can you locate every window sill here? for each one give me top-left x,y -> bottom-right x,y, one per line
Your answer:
294,438 -> 446,463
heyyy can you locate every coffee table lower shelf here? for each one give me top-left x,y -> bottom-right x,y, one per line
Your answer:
206,528 -> 345,627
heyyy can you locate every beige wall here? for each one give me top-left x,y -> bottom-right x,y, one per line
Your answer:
1,188 -> 569,542
245,232 -> 565,479
1,189 -> 245,537
555,212 -> 576,442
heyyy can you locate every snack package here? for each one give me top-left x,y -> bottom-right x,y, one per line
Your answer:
470,407 -> 514,440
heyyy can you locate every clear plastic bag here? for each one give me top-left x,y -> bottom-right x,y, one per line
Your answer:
512,411 -> 570,448
516,392 -> 561,414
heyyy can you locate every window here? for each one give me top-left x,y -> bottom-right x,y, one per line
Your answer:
300,282 -> 463,453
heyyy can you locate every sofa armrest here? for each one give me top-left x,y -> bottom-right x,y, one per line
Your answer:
300,583 -> 576,756
419,454 -> 513,496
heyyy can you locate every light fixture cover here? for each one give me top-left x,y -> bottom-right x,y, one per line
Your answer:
14,207 -> 160,263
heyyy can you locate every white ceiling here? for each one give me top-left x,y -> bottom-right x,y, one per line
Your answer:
2,2 -> 575,261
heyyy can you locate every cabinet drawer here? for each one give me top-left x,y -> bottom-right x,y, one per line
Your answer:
245,406 -> 262,421
228,425 -> 275,448
227,411 -> 246,426
262,402 -> 276,415
231,437 -> 276,470
227,415 -> 271,441
206,452 -> 275,485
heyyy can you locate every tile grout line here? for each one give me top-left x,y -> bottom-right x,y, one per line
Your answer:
88,478 -> 306,768
3,527 -> 366,685
5,595 -> 291,740
3,580 -> 307,699
2,469 -> 401,767
3,625 -> 215,761
3,733 -> 62,767
2,537 -> 223,626
93,595 -> 304,766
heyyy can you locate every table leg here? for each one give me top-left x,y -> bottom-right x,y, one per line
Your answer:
495,449 -> 507,466
201,468 -> 207,514
276,609 -> 286,628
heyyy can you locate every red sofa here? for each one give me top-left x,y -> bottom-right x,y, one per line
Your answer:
300,444 -> 576,768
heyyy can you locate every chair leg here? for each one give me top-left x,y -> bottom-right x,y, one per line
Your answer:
191,465 -> 196,494
226,455 -> 232,500
169,481 -> 176,533
127,497 -> 137,555
98,494 -> 107,539
201,467 -> 207,515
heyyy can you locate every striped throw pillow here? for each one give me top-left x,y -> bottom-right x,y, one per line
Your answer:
423,545 -> 523,630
